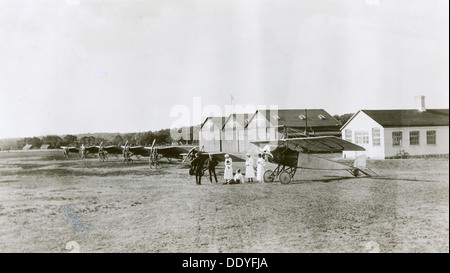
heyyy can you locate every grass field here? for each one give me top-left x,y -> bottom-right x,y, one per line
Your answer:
0,150 -> 448,253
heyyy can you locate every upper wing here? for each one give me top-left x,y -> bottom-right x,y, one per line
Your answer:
68,147 -> 80,153
197,152 -> 246,162
251,136 -> 365,154
103,145 -> 123,154
153,146 -> 194,159
60,146 -> 80,153
128,146 -> 150,156
286,137 -> 365,153
85,146 -> 99,153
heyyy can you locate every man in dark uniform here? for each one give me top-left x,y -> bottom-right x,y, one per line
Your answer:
98,146 -> 106,161
190,152 -> 206,185
205,153 -> 219,183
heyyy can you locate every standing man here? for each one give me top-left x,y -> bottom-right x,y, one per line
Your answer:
123,145 -> 132,164
63,147 -> 69,159
80,144 -> 86,161
150,148 -> 160,168
98,146 -> 106,161
205,153 -> 218,183
191,152 -> 206,185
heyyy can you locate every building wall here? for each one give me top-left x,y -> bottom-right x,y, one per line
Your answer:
222,128 -> 249,153
222,123 -> 238,153
342,111 -> 385,159
199,119 -> 222,152
247,112 -> 270,142
342,111 -> 449,159
384,126 -> 449,157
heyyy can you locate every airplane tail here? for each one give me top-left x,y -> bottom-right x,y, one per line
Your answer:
353,155 -> 378,177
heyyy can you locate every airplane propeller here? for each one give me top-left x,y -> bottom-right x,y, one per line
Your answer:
182,146 -> 197,164
260,145 -> 274,159
151,139 -> 156,157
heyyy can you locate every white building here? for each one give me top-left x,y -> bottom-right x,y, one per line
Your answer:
199,116 -> 226,152
341,96 -> 449,159
221,113 -> 250,153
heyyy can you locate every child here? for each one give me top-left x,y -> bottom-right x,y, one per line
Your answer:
234,169 -> 244,184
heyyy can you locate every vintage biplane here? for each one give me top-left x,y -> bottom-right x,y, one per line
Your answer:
61,146 -> 81,158
119,140 -> 196,164
190,136 -> 375,183
250,136 -> 376,184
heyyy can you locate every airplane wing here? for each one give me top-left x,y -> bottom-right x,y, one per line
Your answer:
103,145 -> 123,154
251,136 -> 365,154
69,147 -> 80,153
61,146 -> 80,153
85,146 -> 100,154
153,146 -> 195,159
196,152 -> 246,162
129,146 -> 150,156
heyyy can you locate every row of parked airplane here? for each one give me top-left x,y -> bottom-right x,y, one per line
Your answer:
61,140 -> 197,162
61,136 -> 377,184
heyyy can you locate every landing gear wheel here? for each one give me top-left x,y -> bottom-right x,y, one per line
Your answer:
279,171 -> 292,184
351,169 -> 360,177
264,170 -> 274,182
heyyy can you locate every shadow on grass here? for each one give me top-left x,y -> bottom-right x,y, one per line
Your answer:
275,175 -> 440,184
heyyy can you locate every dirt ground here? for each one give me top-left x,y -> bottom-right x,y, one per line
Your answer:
0,151 -> 448,253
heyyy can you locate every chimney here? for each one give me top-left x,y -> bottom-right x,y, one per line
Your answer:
415,95 -> 426,112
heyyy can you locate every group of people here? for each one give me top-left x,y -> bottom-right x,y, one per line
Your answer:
190,152 -> 268,185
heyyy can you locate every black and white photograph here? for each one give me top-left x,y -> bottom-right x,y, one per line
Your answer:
0,0 -> 448,258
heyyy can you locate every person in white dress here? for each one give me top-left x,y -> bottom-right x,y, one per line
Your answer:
245,153 -> 255,182
224,154 -> 233,183
256,153 -> 265,183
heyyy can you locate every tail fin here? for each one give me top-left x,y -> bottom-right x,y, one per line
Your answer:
353,154 -> 378,177
353,154 -> 367,168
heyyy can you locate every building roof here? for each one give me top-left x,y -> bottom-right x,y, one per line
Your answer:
222,113 -> 251,130
364,109 -> 449,128
22,144 -> 32,150
200,116 -> 227,129
342,109 -> 449,129
40,144 -> 50,149
246,109 -> 341,128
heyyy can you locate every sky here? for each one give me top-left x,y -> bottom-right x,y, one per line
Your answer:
0,0 -> 448,139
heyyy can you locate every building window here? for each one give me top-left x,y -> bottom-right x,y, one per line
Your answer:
409,131 -> 420,146
392,131 -> 402,146
298,115 -> 306,120
345,129 -> 352,142
318,114 -> 326,120
372,128 -> 381,146
355,131 -> 369,144
426,130 -> 436,145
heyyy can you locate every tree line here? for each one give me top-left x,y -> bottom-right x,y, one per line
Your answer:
0,127 -> 198,151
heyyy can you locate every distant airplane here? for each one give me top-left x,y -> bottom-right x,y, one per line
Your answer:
61,141 -> 198,163
113,140 -> 197,163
